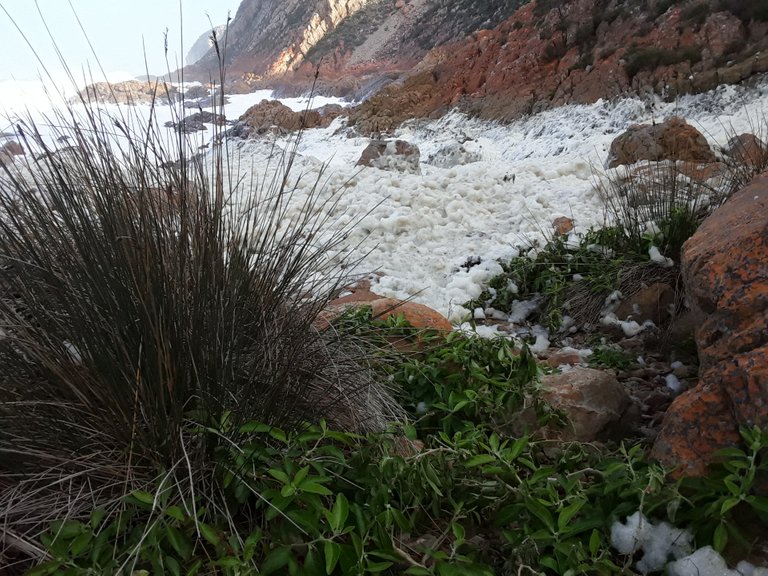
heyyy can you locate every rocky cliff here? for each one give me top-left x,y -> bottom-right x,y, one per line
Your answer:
190,0 -> 767,123
187,0 -> 526,96
349,0 -> 768,131
188,0 -> 371,85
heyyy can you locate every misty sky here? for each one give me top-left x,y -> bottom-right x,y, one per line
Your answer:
0,0 -> 242,81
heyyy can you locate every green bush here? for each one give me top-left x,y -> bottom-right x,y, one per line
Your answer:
624,45 -> 702,78
22,311 -> 768,574
0,72 -> 398,572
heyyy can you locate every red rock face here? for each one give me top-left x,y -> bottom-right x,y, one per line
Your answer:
652,175 -> 768,476
348,0 -> 768,131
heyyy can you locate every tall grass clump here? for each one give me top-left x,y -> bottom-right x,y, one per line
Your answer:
0,38 -> 402,571
595,160 -> 741,262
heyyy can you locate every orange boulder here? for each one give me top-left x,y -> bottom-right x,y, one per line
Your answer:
652,174 -> 768,475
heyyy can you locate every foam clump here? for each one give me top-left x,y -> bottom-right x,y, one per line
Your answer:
668,546 -> 768,576
610,512 -> 693,574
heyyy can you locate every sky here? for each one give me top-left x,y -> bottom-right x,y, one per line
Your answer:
0,0 -> 242,82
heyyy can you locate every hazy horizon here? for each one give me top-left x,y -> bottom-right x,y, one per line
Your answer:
0,0 -> 242,83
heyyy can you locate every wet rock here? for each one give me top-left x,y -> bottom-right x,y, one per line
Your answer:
607,117 -> 716,168
318,294 -> 452,334
652,174 -> 768,476
0,141 -> 24,165
615,283 -> 675,326
723,133 -> 768,169
183,85 -> 210,100
239,99 -> 323,134
165,111 -> 227,133
425,143 -> 481,168
369,298 -> 452,332
75,80 -> 179,105
552,216 -> 574,236
356,139 -> 420,173
540,368 -> 631,442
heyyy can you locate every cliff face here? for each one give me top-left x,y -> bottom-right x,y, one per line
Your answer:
185,0 -> 768,124
348,0 -> 768,131
187,0 -> 526,96
188,0 -> 370,80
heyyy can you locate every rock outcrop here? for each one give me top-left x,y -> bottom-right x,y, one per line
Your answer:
347,0 -> 768,132
188,0 -> 371,81
652,174 -> 768,476
237,100 -> 325,135
607,117 -> 716,168
75,80 -> 179,105
540,368 -> 631,442
356,140 -> 421,173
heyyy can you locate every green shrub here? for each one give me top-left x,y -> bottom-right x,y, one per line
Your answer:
624,45 -> 702,78
717,0 -> 768,23
0,63 -> 398,573
680,2 -> 711,28
24,308 -> 768,574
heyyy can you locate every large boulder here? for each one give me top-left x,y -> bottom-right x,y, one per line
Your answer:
723,133 -> 768,169
540,368 -> 631,442
0,141 -> 24,165
356,140 -> 421,173
239,99 -> 323,134
75,80 -> 179,105
652,175 -> 768,476
607,117 -> 716,168
164,111 -> 227,133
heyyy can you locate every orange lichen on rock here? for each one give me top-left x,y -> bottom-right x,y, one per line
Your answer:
652,174 -> 768,476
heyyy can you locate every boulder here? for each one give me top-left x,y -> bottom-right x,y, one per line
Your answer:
75,80 -> 179,105
0,141 -> 24,165
724,133 -> 768,169
424,143 -> 481,168
164,111 -> 227,133
615,283 -> 675,326
540,368 -> 631,442
368,298 -> 452,332
356,140 -> 420,173
238,99 -> 323,135
607,117 -> 716,168
652,174 -> 768,476
552,216 -> 574,236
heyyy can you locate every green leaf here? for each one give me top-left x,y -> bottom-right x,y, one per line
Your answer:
713,522 -> 728,552
747,495 -> 768,515
465,454 -> 496,468
281,484 -> 297,498
589,529 -> 601,555
324,540 -> 341,575
721,497 -> 741,515
89,508 -> 107,530
509,436 -> 529,460
165,506 -> 186,522
166,526 -> 193,560
301,482 -> 333,496
294,466 -> 310,487
69,531 -> 93,556
367,560 -> 394,572
165,555 -> 182,576
558,499 -> 586,532
199,522 -> 220,547
51,520 -> 85,540
131,490 -> 155,507
526,499 -> 555,532
262,547 -> 292,575
451,522 -> 465,543
724,477 -> 742,496
268,468 -> 291,484
329,493 -> 349,533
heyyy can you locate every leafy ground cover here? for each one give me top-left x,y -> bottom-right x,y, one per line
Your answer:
22,313 -> 768,575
